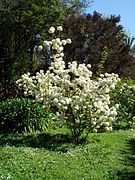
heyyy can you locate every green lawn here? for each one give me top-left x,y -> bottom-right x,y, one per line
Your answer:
0,128 -> 135,180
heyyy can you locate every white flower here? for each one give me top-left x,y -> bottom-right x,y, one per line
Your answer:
97,101 -> 102,106
61,99 -> 65,104
63,106 -> 68,110
87,64 -> 91,68
104,122 -> 109,127
52,39 -> 56,43
48,26 -> 55,34
109,117 -> 114,121
18,83 -> 22,88
52,44 -> 59,50
40,70 -> 44,74
75,105 -> 79,110
38,78 -> 42,83
115,104 -> 119,109
110,110 -> 117,117
56,112 -> 60,116
65,98 -> 72,104
40,97 -> 43,101
105,127 -> 109,132
66,38 -> 72,44
100,74 -> 104,78
93,121 -> 96,126
56,38 -> 61,44
24,91 -> 27,96
57,26 -> 63,31
38,45 -> 43,51
93,129 -> 97,133
62,40 -> 67,45
110,84 -> 115,89
53,98 -> 59,104
43,40 -> 50,46
57,46 -> 64,53
105,88 -> 110,93
93,102 -> 98,107
60,52 -> 64,57
109,126 -> 113,131
58,103 -> 62,107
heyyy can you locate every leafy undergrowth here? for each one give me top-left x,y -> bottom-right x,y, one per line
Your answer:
0,128 -> 135,180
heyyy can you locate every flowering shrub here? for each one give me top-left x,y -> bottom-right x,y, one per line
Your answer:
110,80 -> 135,130
17,26 -> 120,142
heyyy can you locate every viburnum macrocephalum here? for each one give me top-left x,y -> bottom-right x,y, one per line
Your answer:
17,26 -> 120,143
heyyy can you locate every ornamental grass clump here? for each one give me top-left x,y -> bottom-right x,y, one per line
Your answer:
0,98 -> 53,133
17,26 -> 120,143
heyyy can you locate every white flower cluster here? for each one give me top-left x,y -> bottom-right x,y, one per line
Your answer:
38,26 -> 71,53
112,81 -> 135,129
17,26 -> 120,133
48,26 -> 63,34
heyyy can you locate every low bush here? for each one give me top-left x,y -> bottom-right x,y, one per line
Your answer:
110,79 -> 135,130
0,98 -> 54,133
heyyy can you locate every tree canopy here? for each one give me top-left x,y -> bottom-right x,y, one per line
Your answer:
62,12 -> 135,78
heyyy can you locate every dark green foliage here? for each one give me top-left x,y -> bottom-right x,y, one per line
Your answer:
0,98 -> 54,133
60,0 -> 93,16
123,34 -> 135,74
110,79 -> 135,130
63,12 -> 135,79
124,34 -> 135,48
0,0 -> 65,100
96,45 -> 108,77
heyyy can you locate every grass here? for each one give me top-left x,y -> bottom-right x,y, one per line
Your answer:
0,127 -> 135,180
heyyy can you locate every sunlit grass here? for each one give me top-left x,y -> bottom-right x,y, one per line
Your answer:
0,128 -> 135,179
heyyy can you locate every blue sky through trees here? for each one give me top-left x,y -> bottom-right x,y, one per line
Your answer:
86,0 -> 135,38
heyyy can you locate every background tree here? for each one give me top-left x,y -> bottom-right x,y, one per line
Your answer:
62,11 -> 135,79
123,34 -> 135,57
60,0 -> 93,16
0,0 -> 65,100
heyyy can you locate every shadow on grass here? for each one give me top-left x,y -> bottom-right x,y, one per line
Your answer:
117,138 -> 135,180
0,132 -> 77,152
